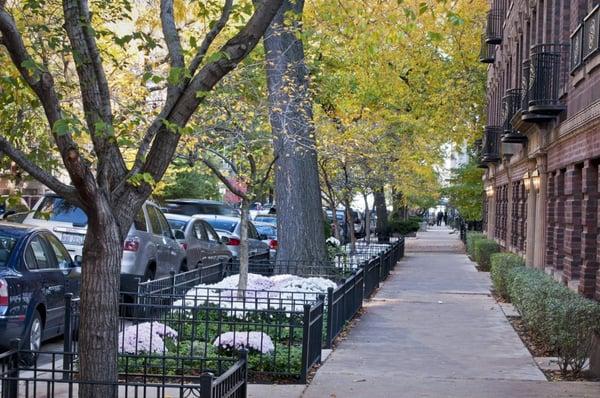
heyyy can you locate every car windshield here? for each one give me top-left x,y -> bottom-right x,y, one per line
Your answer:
34,196 -> 88,225
326,211 -> 345,221
166,202 -> 238,216
167,219 -> 188,232
0,235 -> 17,267
256,225 -> 276,238
255,216 -> 276,224
204,219 -> 237,233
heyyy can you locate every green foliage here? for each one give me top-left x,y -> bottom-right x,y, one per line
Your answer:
444,158 -> 485,221
388,216 -> 421,236
507,267 -> 600,375
465,231 -> 485,256
158,168 -> 221,201
490,253 -> 524,299
472,238 -> 500,271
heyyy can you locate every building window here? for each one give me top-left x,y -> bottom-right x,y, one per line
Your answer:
583,5 -> 600,60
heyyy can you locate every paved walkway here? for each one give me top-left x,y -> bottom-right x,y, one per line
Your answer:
301,226 -> 600,397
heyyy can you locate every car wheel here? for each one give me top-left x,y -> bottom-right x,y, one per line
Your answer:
143,265 -> 156,282
21,311 -> 43,365
179,261 -> 188,273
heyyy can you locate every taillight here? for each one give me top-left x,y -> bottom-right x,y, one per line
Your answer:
0,279 -> 9,307
227,238 -> 241,246
123,237 -> 140,252
269,240 -> 278,250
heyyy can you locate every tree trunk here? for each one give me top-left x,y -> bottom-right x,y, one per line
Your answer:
329,201 -> 341,241
344,199 -> 356,255
263,0 -> 326,264
374,187 -> 389,243
238,199 -> 249,294
363,192 -> 371,244
78,202 -> 124,398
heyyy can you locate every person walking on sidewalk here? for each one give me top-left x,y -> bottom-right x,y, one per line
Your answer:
436,211 -> 443,226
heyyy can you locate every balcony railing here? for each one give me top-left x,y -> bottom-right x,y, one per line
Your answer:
519,59 -> 555,123
481,126 -> 502,164
479,34 -> 495,63
528,43 -> 569,115
485,9 -> 504,45
501,88 -> 527,143
474,138 -> 487,168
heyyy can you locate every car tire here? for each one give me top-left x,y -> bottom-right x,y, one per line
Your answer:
21,310 -> 43,366
143,265 -> 156,282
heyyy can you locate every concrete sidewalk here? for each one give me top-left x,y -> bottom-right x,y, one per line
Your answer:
301,226 -> 600,398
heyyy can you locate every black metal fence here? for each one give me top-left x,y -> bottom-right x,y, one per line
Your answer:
0,343 -> 247,398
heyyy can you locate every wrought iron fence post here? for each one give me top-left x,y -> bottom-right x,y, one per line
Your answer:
300,303 -> 311,383
199,372 -> 214,398
170,270 -> 176,296
240,349 -> 248,397
325,287 -> 334,349
63,293 -> 73,378
3,339 -> 20,398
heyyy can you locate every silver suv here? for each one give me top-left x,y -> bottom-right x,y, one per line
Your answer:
23,195 -> 186,293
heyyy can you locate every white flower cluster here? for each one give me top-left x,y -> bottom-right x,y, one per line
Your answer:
173,273 -> 337,316
213,331 -> 274,354
326,236 -> 341,247
118,322 -> 178,354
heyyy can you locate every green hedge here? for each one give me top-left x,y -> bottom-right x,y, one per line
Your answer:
490,253 -> 524,299
388,219 -> 420,235
472,238 -> 500,271
466,232 -> 485,256
506,267 -> 600,375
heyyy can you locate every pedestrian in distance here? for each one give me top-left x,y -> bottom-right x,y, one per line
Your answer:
436,211 -> 443,226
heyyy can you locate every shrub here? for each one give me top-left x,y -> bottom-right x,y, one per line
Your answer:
466,232 -> 485,256
490,253 -> 524,299
388,219 -> 420,236
507,267 -> 600,376
472,238 -> 500,271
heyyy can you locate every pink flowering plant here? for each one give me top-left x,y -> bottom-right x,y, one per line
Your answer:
118,322 -> 178,354
213,331 -> 274,354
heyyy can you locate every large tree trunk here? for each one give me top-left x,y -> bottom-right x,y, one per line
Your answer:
374,187 -> 389,243
238,199 -> 249,294
78,201 -> 125,398
363,192 -> 371,244
329,201 -> 341,241
263,0 -> 326,264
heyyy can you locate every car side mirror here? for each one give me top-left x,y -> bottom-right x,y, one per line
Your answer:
67,266 -> 81,279
73,255 -> 83,267
173,229 -> 185,240
220,236 -> 230,245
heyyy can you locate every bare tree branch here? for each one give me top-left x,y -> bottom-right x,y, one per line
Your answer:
257,155 -> 278,187
0,7 -> 92,192
0,136 -> 79,204
62,0 -> 127,189
160,0 -> 185,107
201,156 -> 247,199
188,0 -> 234,76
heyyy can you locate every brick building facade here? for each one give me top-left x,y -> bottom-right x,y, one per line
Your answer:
480,0 -> 600,299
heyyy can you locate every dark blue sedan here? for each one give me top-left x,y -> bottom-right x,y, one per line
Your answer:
0,222 -> 80,357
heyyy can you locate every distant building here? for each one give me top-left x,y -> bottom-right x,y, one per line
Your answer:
478,0 -> 600,299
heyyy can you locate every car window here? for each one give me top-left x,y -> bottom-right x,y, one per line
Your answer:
28,236 -> 57,270
247,223 -> 258,239
156,209 -> 174,239
0,235 -> 17,267
24,246 -> 38,270
46,234 -> 72,269
256,225 -> 276,238
203,222 -> 221,242
33,196 -> 88,225
193,221 -> 208,240
167,219 -> 188,233
204,219 -> 237,233
134,210 -> 147,232
146,206 -> 162,235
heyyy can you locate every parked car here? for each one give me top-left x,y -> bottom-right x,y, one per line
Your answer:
253,214 -> 277,226
23,194 -> 186,293
254,221 -> 277,259
23,194 -> 88,257
198,215 -> 270,261
164,199 -> 239,217
0,222 -> 81,360
165,214 -> 232,269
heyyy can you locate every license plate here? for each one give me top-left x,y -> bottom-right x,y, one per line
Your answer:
61,233 -> 85,246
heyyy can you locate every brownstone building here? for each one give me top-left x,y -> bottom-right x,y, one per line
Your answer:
479,0 -> 600,299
